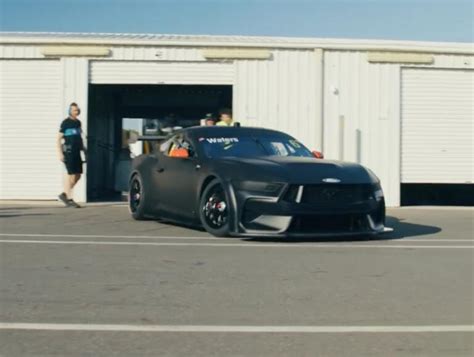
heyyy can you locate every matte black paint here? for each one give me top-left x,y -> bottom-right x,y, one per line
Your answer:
130,126 -> 387,237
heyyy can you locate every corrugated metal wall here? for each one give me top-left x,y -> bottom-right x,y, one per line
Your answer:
322,51 -> 473,206
0,60 -> 63,199
110,46 -> 205,61
89,60 -> 234,84
1,41 -> 473,205
234,49 -> 323,151
323,51 -> 401,206
0,45 -> 43,58
0,45 -> 206,61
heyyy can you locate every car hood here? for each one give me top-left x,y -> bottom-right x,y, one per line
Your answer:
212,156 -> 378,184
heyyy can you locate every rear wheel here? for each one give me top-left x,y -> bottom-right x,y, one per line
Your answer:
129,174 -> 147,220
199,179 -> 231,237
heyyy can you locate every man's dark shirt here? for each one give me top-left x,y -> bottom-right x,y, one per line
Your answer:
60,118 -> 83,153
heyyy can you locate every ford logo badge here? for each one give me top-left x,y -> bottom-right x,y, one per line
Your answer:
322,178 -> 341,183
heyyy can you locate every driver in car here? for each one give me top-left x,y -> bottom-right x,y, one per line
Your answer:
169,136 -> 192,158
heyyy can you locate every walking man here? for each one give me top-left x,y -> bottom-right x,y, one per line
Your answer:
57,103 -> 86,208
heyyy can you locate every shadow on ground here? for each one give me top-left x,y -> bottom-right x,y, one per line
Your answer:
383,215 -> 441,239
0,207 -> 35,211
0,206 -> 56,218
0,213 -> 52,218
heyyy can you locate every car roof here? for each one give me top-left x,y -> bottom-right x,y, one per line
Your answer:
184,126 -> 290,138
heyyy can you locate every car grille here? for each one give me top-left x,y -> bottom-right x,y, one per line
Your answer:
286,184 -> 374,204
288,213 -> 370,233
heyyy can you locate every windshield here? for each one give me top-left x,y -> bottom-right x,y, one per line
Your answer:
200,135 -> 313,158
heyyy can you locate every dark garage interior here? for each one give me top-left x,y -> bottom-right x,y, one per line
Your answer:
87,84 -> 232,201
401,184 -> 474,206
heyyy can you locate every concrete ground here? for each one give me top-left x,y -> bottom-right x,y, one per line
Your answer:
0,203 -> 473,356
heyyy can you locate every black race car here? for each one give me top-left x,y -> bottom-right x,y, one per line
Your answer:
129,126 -> 390,237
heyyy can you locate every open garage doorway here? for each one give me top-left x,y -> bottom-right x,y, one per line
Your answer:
87,84 -> 232,202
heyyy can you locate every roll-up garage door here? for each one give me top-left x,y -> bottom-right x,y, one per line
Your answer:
0,60 -> 62,199
401,68 -> 474,183
90,61 -> 235,85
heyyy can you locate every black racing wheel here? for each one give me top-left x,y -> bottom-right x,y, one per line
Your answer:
199,179 -> 231,237
129,174 -> 147,220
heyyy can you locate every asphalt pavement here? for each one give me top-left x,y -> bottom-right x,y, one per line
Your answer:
0,203 -> 473,356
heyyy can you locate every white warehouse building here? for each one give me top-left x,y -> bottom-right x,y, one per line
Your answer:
0,32 -> 473,206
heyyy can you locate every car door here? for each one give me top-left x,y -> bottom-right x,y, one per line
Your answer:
154,134 -> 201,220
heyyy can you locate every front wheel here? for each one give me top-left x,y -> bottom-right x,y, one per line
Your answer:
199,179 -> 231,237
129,174 -> 147,220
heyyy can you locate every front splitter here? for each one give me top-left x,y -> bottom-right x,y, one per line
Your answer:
230,226 -> 393,239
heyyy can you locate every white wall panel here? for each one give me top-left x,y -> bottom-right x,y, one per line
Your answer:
323,51 -> 474,206
110,46 -> 205,61
0,60 -> 62,199
233,49 -> 322,151
401,68 -> 474,183
0,45 -> 43,58
323,51 -> 401,206
90,60 -> 234,84
0,45 -> 205,61
430,54 -> 473,69
1,37 -> 473,204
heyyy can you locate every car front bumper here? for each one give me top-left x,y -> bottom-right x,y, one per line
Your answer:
230,183 -> 390,237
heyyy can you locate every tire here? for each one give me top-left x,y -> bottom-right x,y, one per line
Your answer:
199,179 -> 231,237
129,174 -> 147,220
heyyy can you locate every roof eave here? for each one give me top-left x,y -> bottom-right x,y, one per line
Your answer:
0,33 -> 472,55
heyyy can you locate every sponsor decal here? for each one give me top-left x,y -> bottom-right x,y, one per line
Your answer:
205,137 -> 240,144
322,178 -> 341,183
64,128 -> 80,136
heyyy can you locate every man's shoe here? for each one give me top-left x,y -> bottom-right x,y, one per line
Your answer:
67,199 -> 81,208
58,193 -> 69,206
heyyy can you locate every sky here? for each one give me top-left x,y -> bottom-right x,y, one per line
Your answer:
0,0 -> 472,42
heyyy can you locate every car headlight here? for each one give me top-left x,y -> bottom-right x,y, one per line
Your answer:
374,189 -> 384,200
373,183 -> 384,201
233,181 -> 285,196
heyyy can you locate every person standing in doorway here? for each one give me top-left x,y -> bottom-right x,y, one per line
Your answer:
203,113 -> 216,126
216,108 -> 234,126
57,103 -> 86,208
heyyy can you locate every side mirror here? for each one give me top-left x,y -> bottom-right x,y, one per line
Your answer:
312,150 -> 324,159
169,147 -> 190,158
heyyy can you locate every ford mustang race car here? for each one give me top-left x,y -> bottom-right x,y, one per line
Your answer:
129,126 -> 390,237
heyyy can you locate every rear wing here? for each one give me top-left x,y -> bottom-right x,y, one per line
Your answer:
137,135 -> 168,141
127,134 -> 170,155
